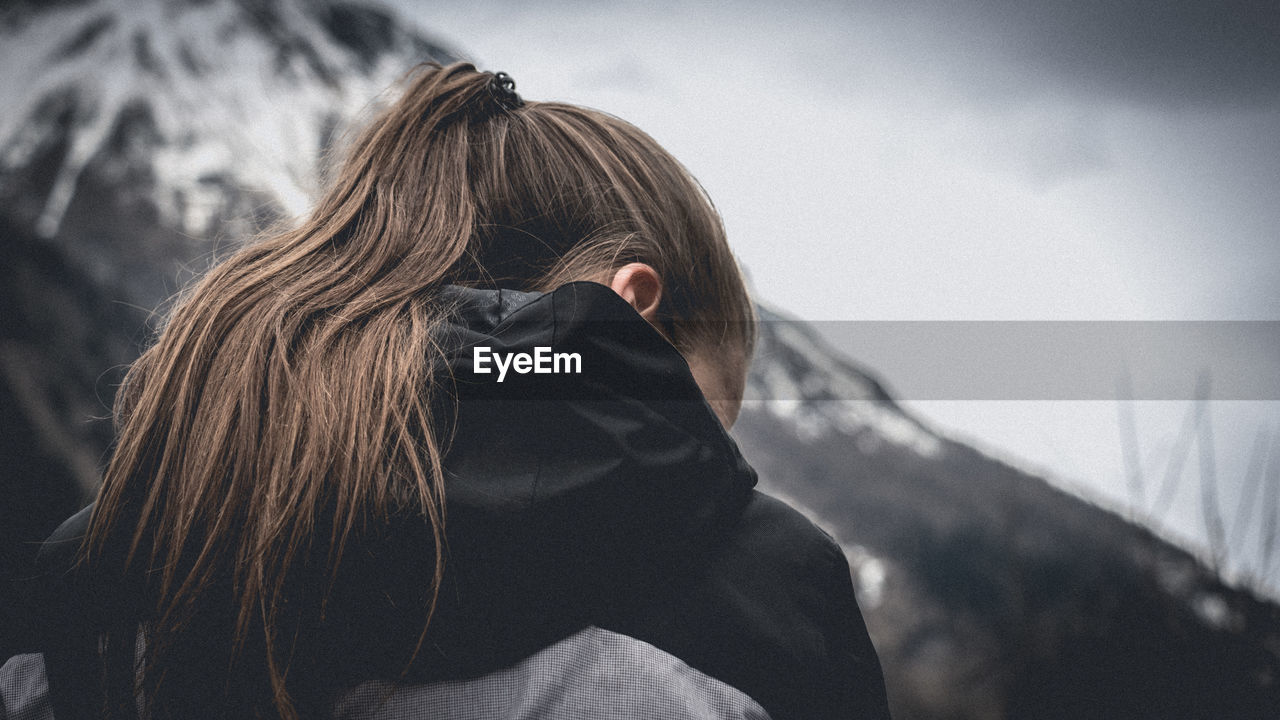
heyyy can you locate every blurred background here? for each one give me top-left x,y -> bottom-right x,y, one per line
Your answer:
2,0 -> 1278,717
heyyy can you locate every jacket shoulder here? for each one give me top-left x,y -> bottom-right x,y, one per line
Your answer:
739,492 -> 892,719
336,627 -> 771,720
597,490 -> 891,720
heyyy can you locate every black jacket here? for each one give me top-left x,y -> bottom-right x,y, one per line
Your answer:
14,281 -> 890,719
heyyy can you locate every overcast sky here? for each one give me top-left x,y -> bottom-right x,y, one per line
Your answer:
389,0 -> 1280,592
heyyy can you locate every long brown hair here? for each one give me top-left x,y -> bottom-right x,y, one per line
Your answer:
85,61 -> 755,718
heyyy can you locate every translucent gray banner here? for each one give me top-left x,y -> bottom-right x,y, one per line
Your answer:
757,321 -> 1280,401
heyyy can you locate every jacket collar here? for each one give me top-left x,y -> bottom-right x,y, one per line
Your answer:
435,280 -> 757,535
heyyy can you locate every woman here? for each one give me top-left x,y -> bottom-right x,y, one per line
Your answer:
3,63 -> 888,719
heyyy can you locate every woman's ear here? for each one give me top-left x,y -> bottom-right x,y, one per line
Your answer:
608,263 -> 663,323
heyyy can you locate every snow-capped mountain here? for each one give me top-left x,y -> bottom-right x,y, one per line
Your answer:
1,2 -> 1276,718
0,0 -> 454,302
746,304 -> 942,457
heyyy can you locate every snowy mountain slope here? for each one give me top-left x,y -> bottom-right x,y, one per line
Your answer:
746,303 -> 942,456
0,2 -> 1277,718
0,0 -> 454,300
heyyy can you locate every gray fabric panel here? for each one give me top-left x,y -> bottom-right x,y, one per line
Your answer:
0,655 -> 53,720
334,626 -> 771,720
1,627 -> 770,720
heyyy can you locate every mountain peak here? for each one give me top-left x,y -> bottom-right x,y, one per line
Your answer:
0,0 -> 454,240
748,302 -> 944,456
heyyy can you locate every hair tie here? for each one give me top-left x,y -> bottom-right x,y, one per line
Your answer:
489,71 -> 524,110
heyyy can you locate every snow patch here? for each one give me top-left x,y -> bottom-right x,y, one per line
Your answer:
846,544 -> 889,609
0,0 -> 447,238
747,305 -> 943,456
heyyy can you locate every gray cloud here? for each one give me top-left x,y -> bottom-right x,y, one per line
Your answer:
885,0 -> 1280,108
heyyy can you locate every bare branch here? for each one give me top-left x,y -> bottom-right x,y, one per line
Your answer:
1228,428 -> 1269,558
1260,431 -> 1280,584
1195,373 -> 1226,570
1115,367 -> 1145,513
1151,388 -> 1200,519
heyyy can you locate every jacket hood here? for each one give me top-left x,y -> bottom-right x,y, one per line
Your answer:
21,281 -> 759,683
434,280 -> 756,543
370,280 -> 760,678
320,280 -> 761,681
